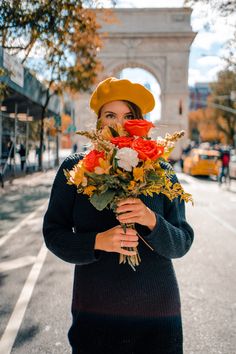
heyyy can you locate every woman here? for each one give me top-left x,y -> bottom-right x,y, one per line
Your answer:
43,77 -> 194,354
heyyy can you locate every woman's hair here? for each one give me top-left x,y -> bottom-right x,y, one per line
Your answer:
97,100 -> 144,120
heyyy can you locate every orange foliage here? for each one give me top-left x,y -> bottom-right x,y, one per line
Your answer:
188,107 -> 221,142
61,114 -> 72,133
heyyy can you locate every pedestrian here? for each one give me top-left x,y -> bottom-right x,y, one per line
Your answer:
218,148 -> 230,184
43,77 -> 194,354
18,143 -> 26,171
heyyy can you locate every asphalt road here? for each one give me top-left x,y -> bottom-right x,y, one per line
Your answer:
0,169 -> 235,354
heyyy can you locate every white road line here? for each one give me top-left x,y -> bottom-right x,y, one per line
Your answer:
205,208 -> 236,234
0,202 -> 48,248
0,256 -> 36,272
0,243 -> 48,354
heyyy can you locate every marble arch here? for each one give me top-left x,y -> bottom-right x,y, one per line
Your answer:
76,7 -> 196,158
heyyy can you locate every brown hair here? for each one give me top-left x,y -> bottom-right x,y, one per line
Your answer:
123,100 -> 144,119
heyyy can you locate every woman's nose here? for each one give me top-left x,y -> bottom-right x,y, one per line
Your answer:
116,116 -> 125,125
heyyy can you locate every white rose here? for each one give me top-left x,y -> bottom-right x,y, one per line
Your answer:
115,147 -> 139,172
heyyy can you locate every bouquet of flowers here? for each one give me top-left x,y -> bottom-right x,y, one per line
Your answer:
64,119 -> 193,270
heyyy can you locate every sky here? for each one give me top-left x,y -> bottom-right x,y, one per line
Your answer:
105,0 -> 236,119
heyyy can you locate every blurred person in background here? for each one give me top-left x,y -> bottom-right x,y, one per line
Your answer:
218,148 -> 230,184
18,143 -> 26,171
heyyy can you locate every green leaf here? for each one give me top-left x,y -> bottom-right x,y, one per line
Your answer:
90,190 -> 116,211
146,170 -> 160,181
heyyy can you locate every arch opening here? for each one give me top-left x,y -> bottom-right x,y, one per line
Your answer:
114,67 -> 161,124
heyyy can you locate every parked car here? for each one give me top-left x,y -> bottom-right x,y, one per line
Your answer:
183,148 -> 220,176
229,154 -> 236,180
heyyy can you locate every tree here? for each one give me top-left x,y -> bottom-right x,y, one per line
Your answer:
0,0 -> 115,169
210,70 -> 236,145
189,106 -> 221,143
184,0 -> 236,15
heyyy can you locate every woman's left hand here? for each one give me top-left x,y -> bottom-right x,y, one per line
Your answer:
116,198 -> 157,231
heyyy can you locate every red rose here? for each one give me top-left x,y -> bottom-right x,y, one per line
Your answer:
132,138 -> 164,160
110,136 -> 134,148
83,150 -> 105,172
124,119 -> 155,137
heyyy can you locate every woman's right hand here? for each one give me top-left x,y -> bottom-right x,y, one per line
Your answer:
95,225 -> 139,256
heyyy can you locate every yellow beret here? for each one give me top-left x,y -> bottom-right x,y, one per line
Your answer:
90,77 -> 155,115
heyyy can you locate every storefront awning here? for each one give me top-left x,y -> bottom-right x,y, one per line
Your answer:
0,47 -> 61,120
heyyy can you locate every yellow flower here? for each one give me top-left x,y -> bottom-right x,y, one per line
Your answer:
143,159 -> 155,170
115,122 -> 128,136
69,164 -> 85,186
100,126 -> 113,140
94,158 -> 112,174
100,122 -> 128,140
133,167 -> 144,182
162,147 -> 174,160
83,185 -> 97,196
128,180 -> 136,190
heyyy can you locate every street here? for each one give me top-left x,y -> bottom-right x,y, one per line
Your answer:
0,167 -> 236,354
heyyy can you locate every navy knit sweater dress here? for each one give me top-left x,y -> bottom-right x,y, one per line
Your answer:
43,154 -> 194,354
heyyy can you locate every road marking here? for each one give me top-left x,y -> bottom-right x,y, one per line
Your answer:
0,243 -> 48,354
205,208 -> 236,234
0,202 -> 48,248
0,256 -> 36,272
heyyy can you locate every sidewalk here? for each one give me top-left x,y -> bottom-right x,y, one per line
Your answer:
0,149 -> 71,193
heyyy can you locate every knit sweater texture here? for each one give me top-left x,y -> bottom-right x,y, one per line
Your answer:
43,154 -> 194,354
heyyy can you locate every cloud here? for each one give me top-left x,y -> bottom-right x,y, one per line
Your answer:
188,57 -> 227,86
192,31 -> 230,50
190,3 -> 235,51
207,63 -> 227,80
196,55 -> 224,67
188,68 -> 207,86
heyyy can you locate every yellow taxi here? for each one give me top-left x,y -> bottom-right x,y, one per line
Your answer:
183,149 -> 220,176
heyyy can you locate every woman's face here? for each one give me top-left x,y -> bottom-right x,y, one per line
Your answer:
99,100 -> 135,127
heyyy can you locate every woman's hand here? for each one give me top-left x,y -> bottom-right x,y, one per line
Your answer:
116,198 -> 157,230
95,225 -> 139,256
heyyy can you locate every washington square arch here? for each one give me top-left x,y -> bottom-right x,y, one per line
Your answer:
75,7 -> 196,160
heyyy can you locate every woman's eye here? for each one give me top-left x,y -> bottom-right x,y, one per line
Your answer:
105,113 -> 115,119
125,114 -> 134,120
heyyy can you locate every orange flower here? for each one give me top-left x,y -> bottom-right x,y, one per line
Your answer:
83,150 -> 105,172
124,119 -> 154,137
132,138 -> 164,161
110,136 -> 134,148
